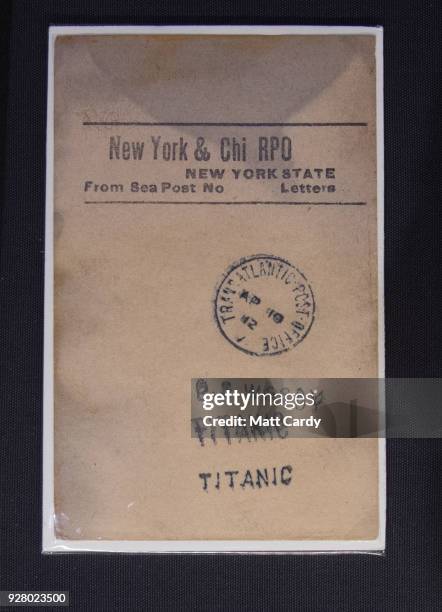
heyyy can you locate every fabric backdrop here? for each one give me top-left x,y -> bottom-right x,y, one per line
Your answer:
0,2 -> 440,610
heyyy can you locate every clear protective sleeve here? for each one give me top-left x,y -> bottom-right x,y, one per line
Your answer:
43,25 -> 385,554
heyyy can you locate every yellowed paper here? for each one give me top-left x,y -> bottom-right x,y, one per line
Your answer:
52,31 -> 383,544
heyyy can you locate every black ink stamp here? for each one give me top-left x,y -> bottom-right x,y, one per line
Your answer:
214,255 -> 315,356
198,465 -> 293,492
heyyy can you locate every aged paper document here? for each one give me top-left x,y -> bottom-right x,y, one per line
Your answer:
44,26 -> 384,552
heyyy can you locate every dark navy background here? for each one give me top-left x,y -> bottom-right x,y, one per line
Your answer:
0,2 -> 440,610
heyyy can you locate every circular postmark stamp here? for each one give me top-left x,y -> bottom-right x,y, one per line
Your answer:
214,254 -> 315,356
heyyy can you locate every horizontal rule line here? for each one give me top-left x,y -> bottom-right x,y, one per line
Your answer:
82,122 -> 368,127
84,201 -> 367,206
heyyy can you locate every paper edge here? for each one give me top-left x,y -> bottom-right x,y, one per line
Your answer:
42,24 -> 386,554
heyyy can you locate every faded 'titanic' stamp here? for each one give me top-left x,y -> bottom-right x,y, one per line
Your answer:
214,255 -> 315,356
